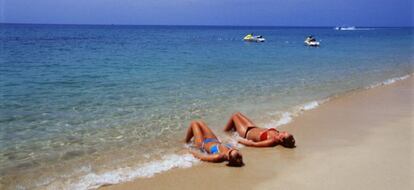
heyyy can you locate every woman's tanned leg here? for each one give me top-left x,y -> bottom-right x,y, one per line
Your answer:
196,120 -> 218,139
224,112 -> 256,137
185,121 -> 205,147
223,115 -> 237,131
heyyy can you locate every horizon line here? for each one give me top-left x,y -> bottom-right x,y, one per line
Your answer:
1,22 -> 413,28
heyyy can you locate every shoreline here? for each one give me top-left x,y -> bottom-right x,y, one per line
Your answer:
100,75 -> 413,190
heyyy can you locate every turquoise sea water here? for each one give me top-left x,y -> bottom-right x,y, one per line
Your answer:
0,24 -> 413,189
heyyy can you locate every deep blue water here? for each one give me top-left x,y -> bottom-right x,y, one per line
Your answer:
0,24 -> 413,189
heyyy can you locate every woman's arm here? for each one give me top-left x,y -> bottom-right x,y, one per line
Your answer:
189,149 -> 226,162
238,138 -> 276,147
237,138 -> 256,146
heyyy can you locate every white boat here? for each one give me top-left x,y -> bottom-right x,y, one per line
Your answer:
304,40 -> 320,46
334,26 -> 356,31
304,36 -> 320,47
243,34 -> 265,42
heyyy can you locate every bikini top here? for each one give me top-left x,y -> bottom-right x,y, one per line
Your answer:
259,128 -> 278,141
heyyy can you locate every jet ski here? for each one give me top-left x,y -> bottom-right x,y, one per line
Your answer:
243,34 -> 265,42
304,40 -> 320,46
304,36 -> 320,47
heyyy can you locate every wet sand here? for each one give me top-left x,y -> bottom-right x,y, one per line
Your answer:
101,76 -> 413,190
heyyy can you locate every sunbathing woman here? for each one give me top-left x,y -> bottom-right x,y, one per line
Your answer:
224,112 -> 296,148
185,120 -> 244,166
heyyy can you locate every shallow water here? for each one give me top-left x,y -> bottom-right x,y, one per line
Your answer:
0,24 -> 413,189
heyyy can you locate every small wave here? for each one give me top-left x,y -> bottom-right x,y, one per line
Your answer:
300,101 -> 319,111
70,154 -> 199,190
264,100 -> 326,128
367,75 -> 411,89
264,112 -> 292,128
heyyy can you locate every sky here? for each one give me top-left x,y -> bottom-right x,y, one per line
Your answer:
1,0 -> 413,26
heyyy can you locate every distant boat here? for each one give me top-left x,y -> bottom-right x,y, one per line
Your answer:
304,40 -> 320,47
304,36 -> 320,47
334,26 -> 356,31
243,34 -> 265,42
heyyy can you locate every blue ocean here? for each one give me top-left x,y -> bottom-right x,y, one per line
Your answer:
0,24 -> 412,189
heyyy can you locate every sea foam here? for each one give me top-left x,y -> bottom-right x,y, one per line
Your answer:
367,75 -> 410,89
70,154 -> 199,190
300,101 -> 320,111
263,100 -> 325,129
263,112 -> 291,128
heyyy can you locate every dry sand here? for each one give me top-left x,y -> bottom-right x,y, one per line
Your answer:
101,77 -> 413,190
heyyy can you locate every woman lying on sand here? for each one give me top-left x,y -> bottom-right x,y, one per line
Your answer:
185,120 -> 244,166
224,112 -> 296,148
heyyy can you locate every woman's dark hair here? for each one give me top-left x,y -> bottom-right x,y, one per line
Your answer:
281,134 -> 296,148
227,150 -> 244,167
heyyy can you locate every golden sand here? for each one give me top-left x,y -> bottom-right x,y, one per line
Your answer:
101,77 -> 413,190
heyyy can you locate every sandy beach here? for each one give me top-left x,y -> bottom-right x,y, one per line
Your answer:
101,76 -> 413,190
